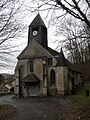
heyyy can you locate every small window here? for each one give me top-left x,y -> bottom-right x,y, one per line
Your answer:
48,58 -> 53,65
30,61 -> 34,72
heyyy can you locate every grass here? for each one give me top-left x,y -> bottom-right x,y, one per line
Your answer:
71,84 -> 90,120
0,104 -> 16,120
74,84 -> 90,106
0,104 -> 11,112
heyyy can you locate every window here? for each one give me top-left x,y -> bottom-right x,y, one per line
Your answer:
30,61 -> 34,72
50,69 -> 55,84
48,58 -> 53,65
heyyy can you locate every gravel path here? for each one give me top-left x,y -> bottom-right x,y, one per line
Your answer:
0,95 -> 73,120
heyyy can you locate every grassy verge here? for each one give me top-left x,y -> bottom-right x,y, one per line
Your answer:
71,84 -> 90,120
0,104 -> 16,120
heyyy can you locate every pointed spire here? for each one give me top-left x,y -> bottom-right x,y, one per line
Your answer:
59,48 -> 65,58
30,13 -> 46,27
56,48 -> 67,66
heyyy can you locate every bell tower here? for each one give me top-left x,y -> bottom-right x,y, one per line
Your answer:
28,13 -> 48,49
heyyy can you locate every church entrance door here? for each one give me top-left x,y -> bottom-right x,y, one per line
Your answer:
29,85 -> 38,96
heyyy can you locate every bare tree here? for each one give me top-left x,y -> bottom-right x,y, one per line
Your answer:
55,16 -> 90,81
28,0 -> 90,27
0,0 -> 26,68
56,0 -> 90,27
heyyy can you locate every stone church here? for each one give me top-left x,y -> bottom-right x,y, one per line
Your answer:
14,14 -> 82,97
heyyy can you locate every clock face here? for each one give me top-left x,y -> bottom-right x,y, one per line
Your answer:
33,30 -> 38,36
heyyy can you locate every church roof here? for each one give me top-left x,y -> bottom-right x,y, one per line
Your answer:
18,40 -> 53,60
23,73 -> 40,83
56,48 -> 67,66
30,13 -> 46,27
47,47 -> 59,56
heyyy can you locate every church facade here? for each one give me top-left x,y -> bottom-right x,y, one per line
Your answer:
14,14 -> 82,97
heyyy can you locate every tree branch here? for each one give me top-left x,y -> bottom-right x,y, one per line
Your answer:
56,0 -> 90,27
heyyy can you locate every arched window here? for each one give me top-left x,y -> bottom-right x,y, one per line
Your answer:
50,69 -> 55,84
27,60 -> 34,73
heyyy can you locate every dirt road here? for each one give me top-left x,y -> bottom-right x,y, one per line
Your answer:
0,95 -> 72,120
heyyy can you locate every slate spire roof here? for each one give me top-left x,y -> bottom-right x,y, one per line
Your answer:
56,49 -> 81,72
56,48 -> 67,66
30,13 -> 46,27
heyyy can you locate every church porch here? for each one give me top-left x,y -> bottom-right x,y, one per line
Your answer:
22,73 -> 40,97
